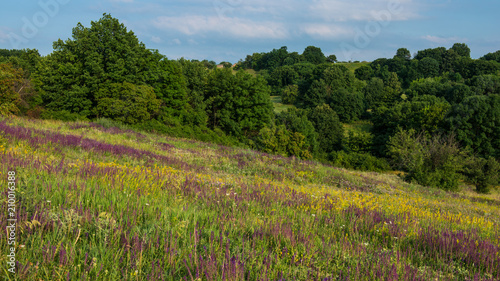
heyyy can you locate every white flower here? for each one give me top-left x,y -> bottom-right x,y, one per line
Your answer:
145,203 -> 150,206
312,214 -> 315,217
47,200 -> 51,203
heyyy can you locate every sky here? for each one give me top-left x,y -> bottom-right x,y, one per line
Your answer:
0,0 -> 499,63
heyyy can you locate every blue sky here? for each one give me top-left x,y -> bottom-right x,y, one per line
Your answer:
1,0 -> 499,63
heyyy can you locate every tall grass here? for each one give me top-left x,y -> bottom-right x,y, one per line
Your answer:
0,117 -> 499,280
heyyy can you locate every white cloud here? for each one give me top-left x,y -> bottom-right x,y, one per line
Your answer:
151,36 -> 161,43
301,24 -> 354,39
152,15 -> 288,39
422,35 -> 466,45
308,0 -> 418,22
0,27 -> 11,43
172,38 -> 181,45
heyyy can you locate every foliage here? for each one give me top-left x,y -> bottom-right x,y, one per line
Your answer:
255,124 -> 312,159
33,14 -> 166,118
307,104 -> 344,154
388,129 -> 465,191
329,88 -> 365,123
93,82 -> 161,124
329,150 -> 390,172
281,84 -> 299,105
463,156 -> 500,193
302,46 -> 326,65
372,95 -> 451,155
204,68 -> 274,138
0,63 -> 22,115
275,108 -> 319,156
446,94 -> 500,158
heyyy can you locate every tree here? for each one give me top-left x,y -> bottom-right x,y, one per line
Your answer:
204,68 -> 273,138
329,88 -> 364,123
282,84 -> 299,105
34,14 -> 164,118
276,108 -> 319,155
371,95 -> 451,155
302,46 -> 326,65
418,57 -> 440,78
480,50 -> 500,63
446,94 -> 500,158
94,82 -> 161,124
395,48 -> 411,60
451,43 -> 471,58
307,104 -> 343,154
355,65 -> 373,81
463,156 -> 500,193
0,63 -> 23,115
388,129 -> 464,191
301,79 -> 329,108
255,125 -> 312,159
326,54 -> 337,63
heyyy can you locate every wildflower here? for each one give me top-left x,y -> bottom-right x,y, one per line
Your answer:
312,214 -> 315,217
47,200 -> 51,203
145,203 -> 150,206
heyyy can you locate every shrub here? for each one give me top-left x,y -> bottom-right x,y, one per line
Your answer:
41,110 -> 89,122
463,156 -> 500,193
329,151 -> 390,172
388,128 -> 464,191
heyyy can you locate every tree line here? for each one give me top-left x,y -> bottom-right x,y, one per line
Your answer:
1,14 -> 499,192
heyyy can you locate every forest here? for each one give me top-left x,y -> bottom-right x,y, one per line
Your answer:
1,14 -> 499,193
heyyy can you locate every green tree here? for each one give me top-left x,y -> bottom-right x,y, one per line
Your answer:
354,65 -> 373,81
302,46 -> 326,65
205,68 -> 273,138
446,94 -> 500,158
329,88 -> 365,122
301,79 -> 330,108
282,84 -> 299,105
94,82 -> 161,124
451,43 -> 471,58
276,108 -> 318,155
0,63 -> 23,115
388,129 -> 464,191
255,125 -> 312,159
326,54 -> 337,63
307,104 -> 344,154
480,50 -> 500,63
34,14 -> 164,118
418,57 -> 440,78
463,156 -> 500,193
395,48 -> 411,61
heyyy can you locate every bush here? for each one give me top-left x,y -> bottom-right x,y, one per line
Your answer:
41,110 -> 89,122
463,156 -> 500,193
388,129 -> 464,191
329,151 -> 390,172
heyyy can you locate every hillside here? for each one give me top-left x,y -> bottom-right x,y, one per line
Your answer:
1,116 -> 499,280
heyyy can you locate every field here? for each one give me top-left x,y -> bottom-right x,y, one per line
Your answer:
270,96 -> 296,113
1,116 -> 499,280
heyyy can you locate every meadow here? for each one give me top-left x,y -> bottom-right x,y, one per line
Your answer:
1,116 -> 499,280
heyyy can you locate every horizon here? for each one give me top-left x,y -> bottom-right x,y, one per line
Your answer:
1,0 -> 499,63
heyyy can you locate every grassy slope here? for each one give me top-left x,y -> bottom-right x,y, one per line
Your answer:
270,96 -> 296,113
337,61 -> 370,74
1,116 -> 499,280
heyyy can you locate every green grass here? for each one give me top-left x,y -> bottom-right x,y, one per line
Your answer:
1,116 -> 499,281
337,61 -> 370,73
270,96 -> 296,113
343,120 -> 374,135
